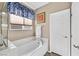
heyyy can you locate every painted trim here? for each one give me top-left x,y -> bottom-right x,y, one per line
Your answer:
70,2 -> 72,56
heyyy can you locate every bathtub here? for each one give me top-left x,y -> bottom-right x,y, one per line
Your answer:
0,37 -> 48,56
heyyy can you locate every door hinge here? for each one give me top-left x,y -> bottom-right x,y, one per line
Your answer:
71,14 -> 72,16
70,35 -> 72,38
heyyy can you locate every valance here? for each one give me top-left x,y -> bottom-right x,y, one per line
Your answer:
7,2 -> 35,20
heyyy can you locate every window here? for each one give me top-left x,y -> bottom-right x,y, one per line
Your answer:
8,2 -> 35,30
9,14 -> 32,30
10,14 -> 23,25
24,18 -> 32,25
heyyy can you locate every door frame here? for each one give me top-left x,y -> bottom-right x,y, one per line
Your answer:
70,3 -> 72,56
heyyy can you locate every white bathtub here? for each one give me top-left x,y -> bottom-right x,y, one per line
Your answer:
0,37 -> 48,56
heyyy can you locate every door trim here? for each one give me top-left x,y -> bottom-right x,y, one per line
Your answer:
70,3 -> 72,56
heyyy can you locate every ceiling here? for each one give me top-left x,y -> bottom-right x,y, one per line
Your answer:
21,2 -> 49,10
0,2 -> 49,11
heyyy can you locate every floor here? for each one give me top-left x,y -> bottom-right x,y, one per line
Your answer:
44,52 -> 61,56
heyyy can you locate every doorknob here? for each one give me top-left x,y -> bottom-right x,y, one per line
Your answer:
73,44 -> 79,49
64,36 -> 68,38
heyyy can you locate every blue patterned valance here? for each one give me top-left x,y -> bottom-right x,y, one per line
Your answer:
7,2 -> 35,20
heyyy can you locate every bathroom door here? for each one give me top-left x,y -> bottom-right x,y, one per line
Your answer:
49,9 -> 70,56
72,3 -> 79,56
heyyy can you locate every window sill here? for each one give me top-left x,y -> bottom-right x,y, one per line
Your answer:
9,29 -> 32,31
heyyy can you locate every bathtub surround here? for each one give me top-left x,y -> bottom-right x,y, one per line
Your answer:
0,37 -> 48,56
8,40 -> 16,49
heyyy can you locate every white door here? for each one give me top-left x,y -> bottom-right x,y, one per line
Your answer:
72,3 -> 79,56
49,9 -> 70,56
